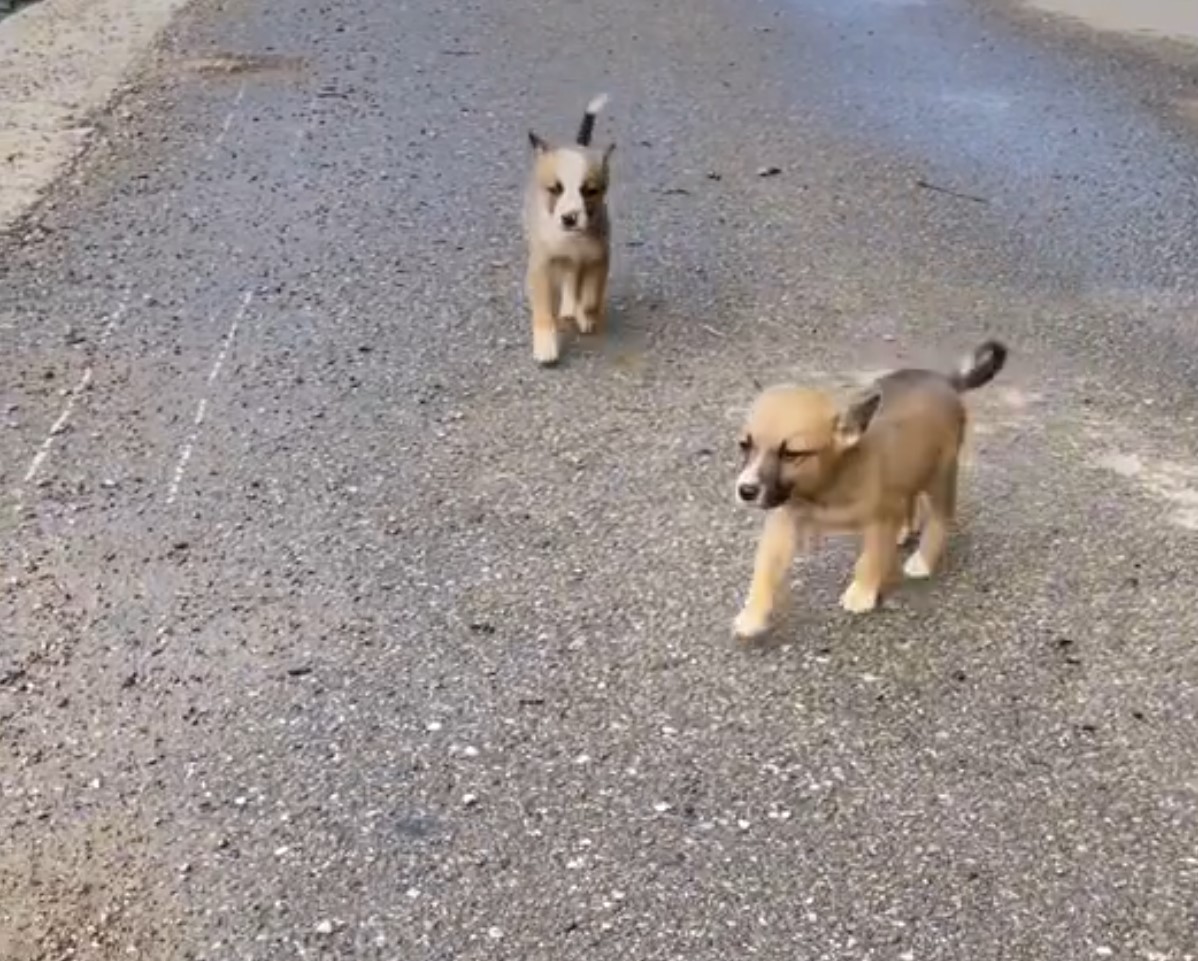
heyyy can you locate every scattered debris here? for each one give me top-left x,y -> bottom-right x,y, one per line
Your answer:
757,165 -> 782,177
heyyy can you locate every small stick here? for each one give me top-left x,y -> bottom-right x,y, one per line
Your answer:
915,178 -> 989,205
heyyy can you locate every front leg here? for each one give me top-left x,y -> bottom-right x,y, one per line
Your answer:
527,259 -> 559,366
734,509 -> 799,641
576,257 -> 609,334
558,263 -> 581,326
840,519 -> 901,614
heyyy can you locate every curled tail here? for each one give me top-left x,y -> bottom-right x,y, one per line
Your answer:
576,93 -> 609,146
949,339 -> 1008,392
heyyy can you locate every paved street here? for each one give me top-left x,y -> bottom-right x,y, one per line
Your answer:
1,0 -> 1197,957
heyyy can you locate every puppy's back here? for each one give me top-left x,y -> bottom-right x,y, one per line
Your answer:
862,369 -> 966,489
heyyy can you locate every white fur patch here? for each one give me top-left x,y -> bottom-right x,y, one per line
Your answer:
533,326 -> 559,365
733,607 -> 770,639
840,581 -> 879,614
903,551 -> 932,579
736,454 -> 766,505
587,93 -> 610,115
551,150 -> 590,231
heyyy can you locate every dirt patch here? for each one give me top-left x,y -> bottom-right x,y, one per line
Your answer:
0,817 -> 186,961
179,52 -> 307,77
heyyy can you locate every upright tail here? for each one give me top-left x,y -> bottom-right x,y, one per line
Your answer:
576,93 -> 609,146
949,339 -> 1008,392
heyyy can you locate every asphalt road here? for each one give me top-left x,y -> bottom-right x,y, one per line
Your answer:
2,0 -> 1197,958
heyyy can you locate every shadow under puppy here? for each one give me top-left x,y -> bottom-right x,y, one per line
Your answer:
524,94 -> 615,366
732,340 -> 1009,640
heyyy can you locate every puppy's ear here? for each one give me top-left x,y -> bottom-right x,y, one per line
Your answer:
603,142 -> 617,168
834,390 -> 881,450
529,131 -> 549,153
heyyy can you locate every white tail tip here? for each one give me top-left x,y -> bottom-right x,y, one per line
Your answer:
586,93 -> 610,115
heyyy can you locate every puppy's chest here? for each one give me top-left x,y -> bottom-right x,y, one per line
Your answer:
552,229 -> 607,260
529,220 -> 609,262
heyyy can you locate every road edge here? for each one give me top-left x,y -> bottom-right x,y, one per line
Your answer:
0,0 -> 193,232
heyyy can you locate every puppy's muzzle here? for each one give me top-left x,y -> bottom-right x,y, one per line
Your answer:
560,211 -> 579,229
737,481 -> 761,504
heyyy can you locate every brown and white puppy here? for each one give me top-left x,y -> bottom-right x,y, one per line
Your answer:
523,94 -> 615,365
732,340 -> 1008,638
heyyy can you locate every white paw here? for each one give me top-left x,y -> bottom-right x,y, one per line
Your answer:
733,607 -> 770,640
839,581 -> 879,614
533,329 -> 560,366
903,551 -> 932,579
575,311 -> 597,334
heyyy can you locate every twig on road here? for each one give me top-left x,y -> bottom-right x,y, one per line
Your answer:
915,178 -> 990,205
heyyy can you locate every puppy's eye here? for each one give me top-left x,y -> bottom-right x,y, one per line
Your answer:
581,184 -> 600,198
548,181 -> 564,196
738,436 -> 752,453
779,445 -> 809,463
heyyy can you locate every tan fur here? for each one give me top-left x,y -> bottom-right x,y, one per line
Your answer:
523,97 -> 615,365
732,342 -> 1007,638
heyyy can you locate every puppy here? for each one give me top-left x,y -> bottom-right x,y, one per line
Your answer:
732,340 -> 1009,638
523,94 -> 615,365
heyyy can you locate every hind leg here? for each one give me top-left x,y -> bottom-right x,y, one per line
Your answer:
558,262 -> 582,327
897,493 -> 926,546
903,459 -> 958,579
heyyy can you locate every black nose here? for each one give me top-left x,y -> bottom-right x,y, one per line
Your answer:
738,482 -> 760,502
561,212 -> 578,228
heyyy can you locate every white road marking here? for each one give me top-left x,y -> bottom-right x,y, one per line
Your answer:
205,81 -> 247,161
13,298 -> 130,511
22,368 -> 93,485
291,94 -> 319,158
165,290 -> 254,506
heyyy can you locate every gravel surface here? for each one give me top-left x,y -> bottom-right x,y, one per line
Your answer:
1,0 -> 1196,958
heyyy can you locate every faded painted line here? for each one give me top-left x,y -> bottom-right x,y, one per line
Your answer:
12,297 -> 129,511
165,290 -> 254,506
22,368 -> 94,485
1092,449 -> 1198,531
204,80 -> 246,161
290,94 -> 319,158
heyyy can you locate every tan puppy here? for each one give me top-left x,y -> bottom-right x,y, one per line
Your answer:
732,340 -> 1009,638
523,95 -> 615,365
